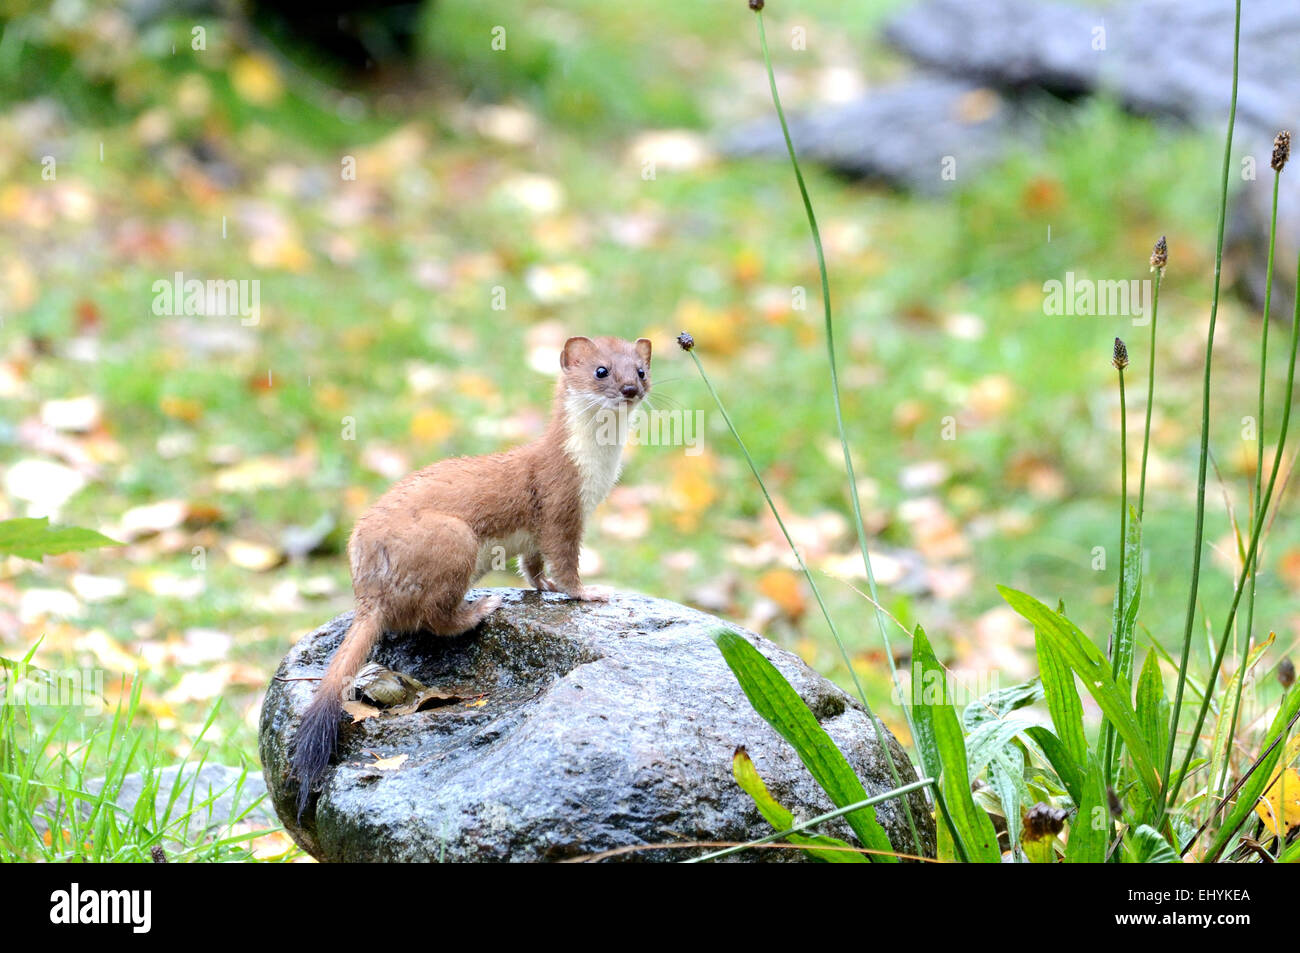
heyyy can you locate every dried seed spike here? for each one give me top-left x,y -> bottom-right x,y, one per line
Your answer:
1272,130 -> 1291,172
1022,802 -> 1068,841
1150,235 -> 1168,273
1112,337 -> 1129,371
676,331 -> 695,351
749,0 -> 765,10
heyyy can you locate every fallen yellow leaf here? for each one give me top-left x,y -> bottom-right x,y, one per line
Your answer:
1255,734 -> 1300,837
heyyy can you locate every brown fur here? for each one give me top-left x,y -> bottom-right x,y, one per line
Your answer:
290,336 -> 652,812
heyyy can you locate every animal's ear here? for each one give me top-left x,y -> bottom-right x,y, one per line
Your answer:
561,336 -> 597,369
635,338 -> 652,364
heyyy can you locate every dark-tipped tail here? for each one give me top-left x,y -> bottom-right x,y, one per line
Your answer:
290,608 -> 384,819
292,690 -> 343,819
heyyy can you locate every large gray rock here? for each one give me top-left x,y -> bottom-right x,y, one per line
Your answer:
728,0 -> 1300,185
884,0 -> 1300,137
260,588 -> 934,862
726,0 -> 1300,313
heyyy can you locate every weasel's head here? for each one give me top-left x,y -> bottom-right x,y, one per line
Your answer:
560,336 -> 652,409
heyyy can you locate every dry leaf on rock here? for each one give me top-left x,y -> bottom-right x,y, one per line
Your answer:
343,700 -> 382,724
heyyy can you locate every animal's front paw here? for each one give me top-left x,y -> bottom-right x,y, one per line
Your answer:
570,585 -> 612,603
532,575 -> 560,593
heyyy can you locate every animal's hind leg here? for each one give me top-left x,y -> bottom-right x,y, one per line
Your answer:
427,591 -> 503,635
353,511 -> 502,637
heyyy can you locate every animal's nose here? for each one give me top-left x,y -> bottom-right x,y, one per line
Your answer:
620,384 -> 639,398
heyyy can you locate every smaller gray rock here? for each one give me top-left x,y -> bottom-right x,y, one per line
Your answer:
724,75 -> 1026,193
260,589 -> 934,862
40,763 -> 274,849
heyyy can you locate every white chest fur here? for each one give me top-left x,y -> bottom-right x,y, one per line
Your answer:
563,395 -> 631,515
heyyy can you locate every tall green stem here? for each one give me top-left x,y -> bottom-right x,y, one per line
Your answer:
1165,246 -> 1300,814
1218,168 -> 1283,794
1160,0 -> 1241,819
684,346 -> 924,856
1103,352 -> 1129,787
1137,259 -> 1163,521
751,9 -> 924,854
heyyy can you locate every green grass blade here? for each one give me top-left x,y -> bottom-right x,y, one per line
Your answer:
1034,625 -> 1088,770
731,746 -> 867,863
709,627 -> 897,861
1026,726 -> 1083,807
1208,634 -> 1272,804
1162,0 -> 1243,823
908,625 -> 1000,862
1125,824 -> 1182,863
684,344 -> 923,855
1104,507 -> 1142,783
747,6 -> 925,856
988,748 -> 1027,858
965,715 -> 1040,781
999,586 -> 1161,800
1065,753 -> 1107,863
1135,650 -> 1170,776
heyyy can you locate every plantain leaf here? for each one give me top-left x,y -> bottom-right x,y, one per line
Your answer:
962,677 -> 1043,731
1124,824 -> 1181,863
730,746 -> 867,863
709,627 -> 897,862
1035,626 -> 1088,771
1135,650 -> 1169,774
0,517 -> 119,562
999,586 -> 1161,800
989,746 -> 1027,858
1026,726 -> 1083,807
908,624 -> 1001,862
1064,753 -> 1108,863
965,714 -> 1039,781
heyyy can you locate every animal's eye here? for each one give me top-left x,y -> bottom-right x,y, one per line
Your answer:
595,366 -> 609,379
637,367 -> 645,379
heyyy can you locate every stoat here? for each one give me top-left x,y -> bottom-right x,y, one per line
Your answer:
290,335 -> 652,812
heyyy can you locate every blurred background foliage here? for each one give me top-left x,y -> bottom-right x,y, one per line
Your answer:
0,0 -> 1292,772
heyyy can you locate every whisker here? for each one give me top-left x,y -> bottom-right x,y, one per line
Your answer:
643,392 -> 688,411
